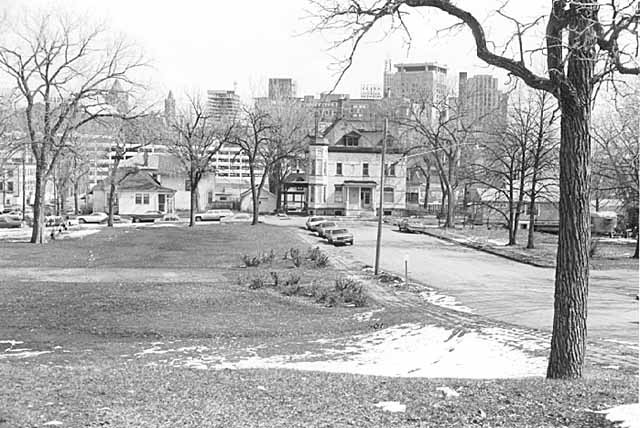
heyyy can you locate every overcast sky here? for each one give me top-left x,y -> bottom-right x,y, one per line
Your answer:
3,0 -> 553,103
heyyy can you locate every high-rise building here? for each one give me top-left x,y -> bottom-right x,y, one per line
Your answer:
458,72 -> 508,130
360,83 -> 382,99
268,78 -> 296,99
383,60 -> 448,103
206,90 -> 241,121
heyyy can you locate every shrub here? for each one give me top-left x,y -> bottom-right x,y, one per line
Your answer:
241,254 -> 261,267
313,253 -> 330,268
313,277 -> 367,307
248,274 -> 267,290
270,271 -> 280,287
307,246 -> 322,261
260,249 -> 275,264
289,248 -> 302,268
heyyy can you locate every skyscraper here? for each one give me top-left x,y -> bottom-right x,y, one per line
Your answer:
268,78 -> 296,99
206,90 -> 241,121
383,60 -> 448,103
458,72 -> 508,130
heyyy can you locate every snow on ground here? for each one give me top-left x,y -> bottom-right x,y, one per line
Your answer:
1,339 -> 52,359
418,290 -> 473,313
600,403 -> 640,428
374,401 -> 406,412
138,323 -> 547,379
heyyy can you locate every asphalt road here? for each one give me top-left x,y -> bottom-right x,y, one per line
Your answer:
271,217 -> 638,344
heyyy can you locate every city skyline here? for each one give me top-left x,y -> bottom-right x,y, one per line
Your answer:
0,0 -> 553,104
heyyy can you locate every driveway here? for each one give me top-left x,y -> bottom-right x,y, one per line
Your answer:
270,217 -> 638,344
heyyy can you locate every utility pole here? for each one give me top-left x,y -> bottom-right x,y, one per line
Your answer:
374,118 -> 388,275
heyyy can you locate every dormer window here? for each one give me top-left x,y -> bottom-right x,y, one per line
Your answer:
344,135 -> 359,146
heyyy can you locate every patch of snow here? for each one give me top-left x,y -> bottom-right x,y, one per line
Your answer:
0,340 -> 24,346
436,386 -> 460,398
600,403 -> 640,428
487,239 -> 509,246
158,323 -> 546,378
63,229 -> 100,240
43,421 -> 63,426
374,401 -> 406,412
418,291 -> 474,313
353,308 -> 385,322
481,327 -> 548,352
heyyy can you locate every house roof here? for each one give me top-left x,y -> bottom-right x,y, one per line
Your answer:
239,188 -> 275,199
91,167 -> 175,194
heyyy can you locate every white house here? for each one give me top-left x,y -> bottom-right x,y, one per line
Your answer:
90,167 -> 176,214
239,188 -> 277,213
306,119 -> 407,216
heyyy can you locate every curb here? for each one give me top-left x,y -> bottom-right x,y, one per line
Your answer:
416,228 -> 555,269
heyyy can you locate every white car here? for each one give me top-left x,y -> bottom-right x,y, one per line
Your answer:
305,216 -> 328,231
195,209 -> 234,222
77,212 -> 108,224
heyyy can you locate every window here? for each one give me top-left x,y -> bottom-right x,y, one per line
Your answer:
322,186 -> 326,203
334,185 -> 343,203
6,182 -> 13,193
207,191 -> 214,204
336,162 -> 342,175
309,186 -> 315,203
344,135 -> 359,146
362,163 -> 369,176
384,187 -> 394,203
135,193 -> 142,205
406,192 -> 419,203
185,179 -> 191,191
143,193 -> 150,205
360,188 -> 372,206
385,163 -> 396,176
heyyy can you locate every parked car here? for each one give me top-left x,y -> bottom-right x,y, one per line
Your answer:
130,210 -> 164,223
0,213 -> 24,228
220,213 -> 253,223
195,209 -> 235,222
159,213 -> 181,222
45,215 -> 66,227
326,228 -> 354,246
305,216 -> 327,231
316,221 -> 338,238
77,212 -> 108,224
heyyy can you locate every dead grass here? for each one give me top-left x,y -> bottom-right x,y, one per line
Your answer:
0,223 -> 636,427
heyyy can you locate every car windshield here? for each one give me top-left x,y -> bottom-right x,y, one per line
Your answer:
331,229 -> 348,234
311,217 -> 325,222
321,222 -> 336,227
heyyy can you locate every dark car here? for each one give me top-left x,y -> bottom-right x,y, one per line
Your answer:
0,213 -> 24,228
130,210 -> 164,223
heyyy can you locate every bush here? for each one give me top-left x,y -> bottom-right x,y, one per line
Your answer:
289,248 -> 302,268
241,254 -> 261,267
260,249 -> 275,264
307,246 -> 330,268
313,277 -> 367,307
248,274 -> 268,290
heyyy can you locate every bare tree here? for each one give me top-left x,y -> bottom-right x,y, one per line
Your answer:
399,97 -> 483,227
469,90 -> 558,246
167,95 -> 235,227
233,102 -> 308,225
311,0 -> 640,378
0,14 -> 146,243
593,86 -> 639,257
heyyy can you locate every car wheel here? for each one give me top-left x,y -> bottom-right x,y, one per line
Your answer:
79,219 -> 86,224
195,217 -> 201,222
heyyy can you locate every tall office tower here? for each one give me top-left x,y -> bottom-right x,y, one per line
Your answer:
383,60 -> 448,103
458,72 -> 508,130
206,90 -> 241,121
268,78 -> 296,99
360,83 -> 382,99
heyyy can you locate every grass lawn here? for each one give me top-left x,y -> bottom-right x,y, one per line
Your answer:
0,223 -> 636,427
423,225 -> 638,270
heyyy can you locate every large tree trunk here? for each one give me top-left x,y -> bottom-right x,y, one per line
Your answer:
547,24 -> 594,378
634,233 -> 639,259
30,165 -> 46,244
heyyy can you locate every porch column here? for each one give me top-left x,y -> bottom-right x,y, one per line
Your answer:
346,185 -> 350,215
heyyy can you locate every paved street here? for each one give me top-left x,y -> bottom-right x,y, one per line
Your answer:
270,217 -> 638,344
